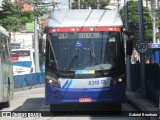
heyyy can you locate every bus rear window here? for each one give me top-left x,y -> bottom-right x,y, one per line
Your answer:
12,51 -> 30,57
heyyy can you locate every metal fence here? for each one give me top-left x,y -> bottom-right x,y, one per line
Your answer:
130,64 -> 160,104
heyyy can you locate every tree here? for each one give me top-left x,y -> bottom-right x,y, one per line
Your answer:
71,0 -> 110,9
121,0 -> 152,44
0,0 -> 48,32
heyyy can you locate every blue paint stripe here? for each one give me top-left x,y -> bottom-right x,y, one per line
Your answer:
69,80 -> 76,88
62,80 -> 69,88
66,80 -> 72,88
13,61 -> 32,68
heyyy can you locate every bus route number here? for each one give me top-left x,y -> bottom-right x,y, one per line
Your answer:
88,80 -> 107,85
59,33 -> 68,39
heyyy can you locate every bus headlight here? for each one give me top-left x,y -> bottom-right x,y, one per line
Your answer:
110,75 -> 125,86
46,78 -> 61,87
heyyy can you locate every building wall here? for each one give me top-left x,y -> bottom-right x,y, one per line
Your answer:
11,32 -> 34,49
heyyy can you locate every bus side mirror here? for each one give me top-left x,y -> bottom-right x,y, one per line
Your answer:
126,40 -> 133,56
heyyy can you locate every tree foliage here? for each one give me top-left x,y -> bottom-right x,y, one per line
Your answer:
0,0 -> 47,32
71,0 -> 110,9
121,0 -> 152,43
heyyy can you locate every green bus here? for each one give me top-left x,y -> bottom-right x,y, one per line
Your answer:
0,26 -> 14,108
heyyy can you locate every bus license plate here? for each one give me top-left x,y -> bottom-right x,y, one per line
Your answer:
78,98 -> 92,103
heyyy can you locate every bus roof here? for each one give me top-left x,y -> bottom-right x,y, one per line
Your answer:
0,26 -> 9,37
47,9 -> 123,28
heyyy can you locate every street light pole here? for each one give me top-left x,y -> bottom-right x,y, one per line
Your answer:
97,0 -> 99,9
78,0 -> 80,9
138,0 -> 146,97
124,0 -> 131,90
68,0 -> 71,10
151,0 -> 157,43
34,4 -> 40,73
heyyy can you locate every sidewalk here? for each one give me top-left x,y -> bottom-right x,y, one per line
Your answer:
126,90 -> 159,120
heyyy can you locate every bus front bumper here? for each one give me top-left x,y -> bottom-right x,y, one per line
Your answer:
45,83 -> 126,104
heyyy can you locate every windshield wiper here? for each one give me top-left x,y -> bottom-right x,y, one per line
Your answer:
66,55 -> 78,71
90,54 -> 107,75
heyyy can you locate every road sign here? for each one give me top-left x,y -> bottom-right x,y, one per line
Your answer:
137,42 -> 148,53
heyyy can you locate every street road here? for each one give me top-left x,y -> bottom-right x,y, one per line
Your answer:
0,87 -> 147,120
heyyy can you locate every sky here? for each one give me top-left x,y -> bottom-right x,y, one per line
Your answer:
45,0 -> 70,10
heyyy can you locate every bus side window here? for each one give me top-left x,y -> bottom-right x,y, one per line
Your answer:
7,37 -> 12,63
1,35 -> 10,63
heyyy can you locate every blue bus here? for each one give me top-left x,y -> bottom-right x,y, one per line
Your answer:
45,9 -> 128,111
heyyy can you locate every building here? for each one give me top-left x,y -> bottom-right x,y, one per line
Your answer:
106,0 -> 160,10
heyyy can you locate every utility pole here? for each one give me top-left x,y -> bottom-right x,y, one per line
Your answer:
78,0 -> 80,9
124,0 -> 131,91
97,0 -> 100,9
138,0 -> 146,97
68,0 -> 71,10
151,0 -> 157,43
34,4 -> 40,73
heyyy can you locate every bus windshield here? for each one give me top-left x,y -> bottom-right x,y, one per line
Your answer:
49,31 -> 123,71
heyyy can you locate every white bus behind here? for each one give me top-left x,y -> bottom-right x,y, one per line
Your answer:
11,49 -> 35,75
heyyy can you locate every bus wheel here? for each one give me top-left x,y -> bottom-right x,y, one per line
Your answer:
111,103 -> 122,111
3,100 -> 10,108
105,103 -> 122,112
50,104 -> 57,112
116,103 -> 122,111
3,83 -> 10,108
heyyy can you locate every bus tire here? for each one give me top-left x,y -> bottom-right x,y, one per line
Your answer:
113,103 -> 121,111
3,82 -> 10,108
3,100 -> 10,108
107,103 -> 121,111
50,104 -> 56,112
116,103 -> 122,111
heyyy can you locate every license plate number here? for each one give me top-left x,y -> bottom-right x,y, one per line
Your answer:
78,98 -> 92,103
